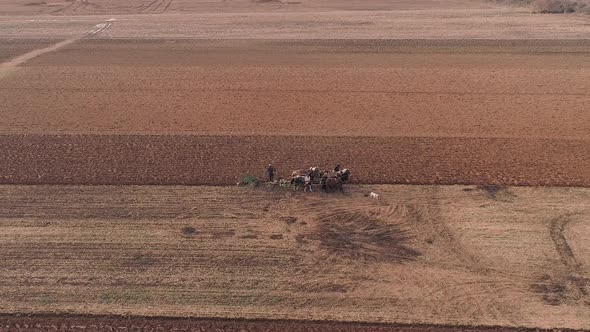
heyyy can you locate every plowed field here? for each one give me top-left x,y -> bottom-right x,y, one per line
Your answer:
0,39 -> 588,186
1,0 -> 590,330
0,315 -> 586,332
0,134 -> 588,186
3,39 -> 589,138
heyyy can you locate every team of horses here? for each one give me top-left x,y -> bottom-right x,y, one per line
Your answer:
289,166 -> 350,193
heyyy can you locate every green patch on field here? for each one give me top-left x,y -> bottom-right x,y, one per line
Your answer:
99,288 -> 153,304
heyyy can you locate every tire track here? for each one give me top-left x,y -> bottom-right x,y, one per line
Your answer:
83,21 -> 112,38
0,39 -> 80,76
163,0 -> 174,12
51,0 -> 172,14
50,1 -> 76,14
145,0 -> 173,12
152,0 -> 165,11
0,19 -> 113,79
532,214 -> 589,306
51,0 -> 87,14
550,215 -> 579,270
142,0 -> 160,11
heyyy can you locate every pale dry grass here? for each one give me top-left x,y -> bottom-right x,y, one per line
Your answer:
0,185 -> 589,329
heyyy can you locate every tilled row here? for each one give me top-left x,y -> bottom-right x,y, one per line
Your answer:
0,134 -> 588,186
0,315 -> 585,332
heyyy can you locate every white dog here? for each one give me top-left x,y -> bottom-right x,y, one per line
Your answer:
369,192 -> 379,199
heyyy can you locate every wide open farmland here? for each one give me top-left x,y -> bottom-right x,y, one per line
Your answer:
1,0 -> 589,330
0,39 -> 588,186
0,185 -> 589,329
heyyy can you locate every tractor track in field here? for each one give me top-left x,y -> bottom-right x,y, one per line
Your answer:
550,215 -> 580,270
0,19 -> 113,79
52,0 -> 172,14
531,214 -> 590,306
137,0 -> 173,13
84,22 -> 112,38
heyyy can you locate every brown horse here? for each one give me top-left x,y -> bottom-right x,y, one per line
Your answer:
308,166 -> 322,183
324,175 -> 343,193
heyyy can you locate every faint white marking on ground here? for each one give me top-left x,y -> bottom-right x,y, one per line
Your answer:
0,19 -> 113,79
84,22 -> 112,37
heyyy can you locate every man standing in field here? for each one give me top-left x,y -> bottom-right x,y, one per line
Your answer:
266,164 -> 274,182
304,171 -> 312,192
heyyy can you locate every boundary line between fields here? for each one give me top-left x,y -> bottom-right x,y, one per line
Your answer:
0,313 -> 586,332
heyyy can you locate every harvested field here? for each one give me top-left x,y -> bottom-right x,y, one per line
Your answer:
0,185 -> 589,328
0,134 -> 588,186
1,8 -> 589,39
2,0 -> 490,15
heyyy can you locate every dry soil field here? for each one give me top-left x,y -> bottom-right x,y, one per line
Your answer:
0,185 -> 589,330
0,39 -> 588,186
1,0 -> 589,330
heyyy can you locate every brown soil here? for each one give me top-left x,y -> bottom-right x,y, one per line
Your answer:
1,2 -> 589,330
0,1 -> 588,39
0,0 -> 487,16
0,39 -> 587,186
1,39 -> 588,139
0,185 -> 588,328
0,314 -> 586,332
0,134 -> 588,186
0,38 -> 59,63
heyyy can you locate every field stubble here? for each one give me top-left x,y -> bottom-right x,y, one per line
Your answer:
0,185 -> 588,328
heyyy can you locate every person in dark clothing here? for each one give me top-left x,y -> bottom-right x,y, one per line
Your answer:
334,164 -> 341,173
320,173 -> 328,192
266,164 -> 274,182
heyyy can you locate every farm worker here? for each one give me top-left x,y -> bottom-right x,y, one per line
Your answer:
304,172 -> 312,192
320,174 -> 328,191
266,164 -> 274,182
334,164 -> 341,173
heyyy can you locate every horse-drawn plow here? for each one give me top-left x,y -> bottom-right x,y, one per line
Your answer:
268,166 -> 350,193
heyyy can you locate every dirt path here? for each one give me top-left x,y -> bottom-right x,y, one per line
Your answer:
0,38 -> 78,72
0,19 -> 113,79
